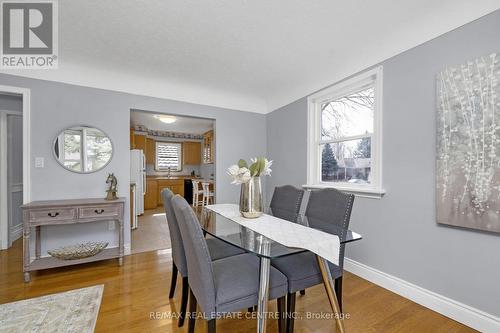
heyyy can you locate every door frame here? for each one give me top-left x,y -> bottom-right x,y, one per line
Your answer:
0,85 -> 30,250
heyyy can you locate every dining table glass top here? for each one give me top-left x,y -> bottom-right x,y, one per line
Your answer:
199,207 -> 362,260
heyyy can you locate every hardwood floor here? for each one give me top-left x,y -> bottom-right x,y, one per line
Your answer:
0,239 -> 475,332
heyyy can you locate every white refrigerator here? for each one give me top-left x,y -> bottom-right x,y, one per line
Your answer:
130,149 -> 146,216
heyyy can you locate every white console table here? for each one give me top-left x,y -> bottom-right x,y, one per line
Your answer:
21,198 -> 125,282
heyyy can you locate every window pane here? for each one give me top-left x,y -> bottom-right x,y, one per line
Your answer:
321,86 -> 374,140
156,142 -> 182,171
86,129 -> 113,171
321,137 -> 371,184
63,131 -> 82,172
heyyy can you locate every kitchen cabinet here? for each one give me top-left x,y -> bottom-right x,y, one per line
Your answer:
144,179 -> 158,210
157,179 -> 184,206
130,129 -> 136,149
146,138 -> 155,165
134,134 -> 146,151
132,134 -> 154,165
144,177 -> 194,209
183,141 -> 201,165
203,130 -> 214,164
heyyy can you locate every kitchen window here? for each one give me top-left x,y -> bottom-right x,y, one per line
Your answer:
306,67 -> 384,198
156,142 -> 182,171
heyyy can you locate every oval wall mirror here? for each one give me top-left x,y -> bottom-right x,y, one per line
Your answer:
53,126 -> 113,173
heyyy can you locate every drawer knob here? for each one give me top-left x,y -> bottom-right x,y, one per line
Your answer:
94,209 -> 105,214
48,212 -> 60,218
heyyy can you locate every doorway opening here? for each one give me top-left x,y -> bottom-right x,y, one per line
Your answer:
0,93 -> 23,250
129,109 -> 216,254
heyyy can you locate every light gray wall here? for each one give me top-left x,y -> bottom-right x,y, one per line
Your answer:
266,98 -> 308,200
0,74 -> 266,254
266,10 -> 500,317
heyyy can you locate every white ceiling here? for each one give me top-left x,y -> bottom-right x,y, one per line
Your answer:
2,1 -> 499,113
131,111 -> 214,135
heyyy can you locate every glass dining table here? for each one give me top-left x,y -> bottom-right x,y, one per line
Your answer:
199,206 -> 362,333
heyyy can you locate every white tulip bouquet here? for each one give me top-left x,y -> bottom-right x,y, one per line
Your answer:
227,157 -> 273,184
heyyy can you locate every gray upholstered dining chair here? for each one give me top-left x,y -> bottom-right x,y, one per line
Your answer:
171,194 -> 288,333
161,189 -> 244,327
271,187 -> 354,333
268,185 -> 305,222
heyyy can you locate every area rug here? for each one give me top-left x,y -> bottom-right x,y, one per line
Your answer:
0,285 -> 104,333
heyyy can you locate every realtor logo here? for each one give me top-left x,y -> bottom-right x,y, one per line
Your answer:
1,0 -> 58,68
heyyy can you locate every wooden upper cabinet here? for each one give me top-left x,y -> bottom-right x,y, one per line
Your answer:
203,130 -> 214,164
134,134 -> 146,151
145,138 -> 155,165
133,134 -> 155,165
183,141 -> 201,165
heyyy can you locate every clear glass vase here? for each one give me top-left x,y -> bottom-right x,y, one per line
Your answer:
239,176 -> 263,218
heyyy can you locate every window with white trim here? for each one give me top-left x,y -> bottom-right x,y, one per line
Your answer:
155,142 -> 182,171
307,67 -> 384,196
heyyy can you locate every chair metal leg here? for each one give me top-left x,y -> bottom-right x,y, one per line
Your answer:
188,289 -> 197,333
335,276 -> 343,313
178,277 -> 189,327
256,241 -> 271,333
299,290 -> 305,296
169,263 -> 178,298
277,296 -> 286,333
286,292 -> 296,333
207,319 -> 216,333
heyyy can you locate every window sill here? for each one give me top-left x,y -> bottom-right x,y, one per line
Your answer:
302,184 -> 386,199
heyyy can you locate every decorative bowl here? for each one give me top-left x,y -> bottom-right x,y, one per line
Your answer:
48,242 -> 108,260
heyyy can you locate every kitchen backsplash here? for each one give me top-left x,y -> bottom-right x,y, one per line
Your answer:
146,164 -> 201,177
200,163 -> 215,180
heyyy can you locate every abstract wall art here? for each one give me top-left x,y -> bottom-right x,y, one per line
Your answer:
437,52 -> 500,233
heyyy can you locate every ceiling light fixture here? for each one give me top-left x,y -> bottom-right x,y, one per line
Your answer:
155,115 -> 177,124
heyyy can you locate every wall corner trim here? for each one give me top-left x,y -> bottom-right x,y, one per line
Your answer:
344,258 -> 500,332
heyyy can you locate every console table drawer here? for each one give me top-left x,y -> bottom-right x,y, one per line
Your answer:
29,208 -> 77,222
79,206 -> 120,219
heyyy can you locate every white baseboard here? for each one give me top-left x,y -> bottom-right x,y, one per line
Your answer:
124,243 -> 131,256
344,258 -> 500,333
9,224 -> 22,244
